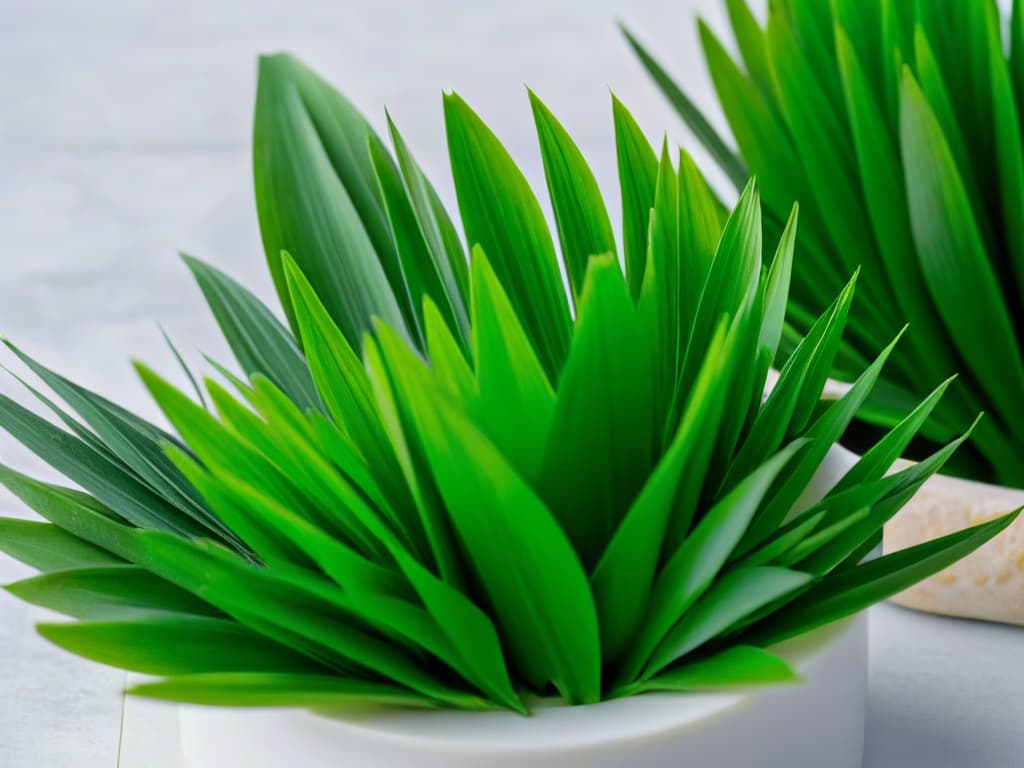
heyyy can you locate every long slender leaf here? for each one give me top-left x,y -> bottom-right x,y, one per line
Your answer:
381,340 -> 600,704
0,519 -> 122,573
644,566 -> 813,677
618,443 -> 803,683
612,94 -> 659,298
538,255 -> 653,566
253,53 -> 406,348
625,645 -> 797,696
530,90 -> 616,302
7,565 -> 218,620
39,614 -> 321,675
444,92 -> 571,380
621,25 -> 748,190
183,255 -> 322,411
750,510 -> 1020,646
128,673 -> 438,709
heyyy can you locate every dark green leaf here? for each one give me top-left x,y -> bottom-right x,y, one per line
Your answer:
183,255 -> 322,411
621,25 -> 748,190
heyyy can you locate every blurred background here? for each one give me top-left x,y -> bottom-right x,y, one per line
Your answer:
1,2 -> 1021,766
0,0 -> 732,429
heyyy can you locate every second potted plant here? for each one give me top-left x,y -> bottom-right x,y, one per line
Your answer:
626,0 -> 1024,625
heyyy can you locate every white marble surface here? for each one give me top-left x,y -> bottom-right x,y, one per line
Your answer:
0,1 -> 1021,765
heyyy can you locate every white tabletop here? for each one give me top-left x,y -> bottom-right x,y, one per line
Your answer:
1,1 -> 1021,765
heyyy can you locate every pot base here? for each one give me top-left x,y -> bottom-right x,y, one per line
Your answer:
179,614 -> 867,768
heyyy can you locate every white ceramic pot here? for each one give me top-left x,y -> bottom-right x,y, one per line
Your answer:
179,613 -> 867,768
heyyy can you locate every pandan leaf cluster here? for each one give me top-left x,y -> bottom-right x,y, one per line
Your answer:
627,0 -> 1024,486
0,53 -> 1014,713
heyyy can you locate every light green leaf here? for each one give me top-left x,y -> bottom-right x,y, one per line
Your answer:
612,94 -> 659,299
368,132 -> 465,348
741,327 -> 904,551
627,645 -> 797,696
386,113 -> 470,319
759,203 -> 798,361
468,249 -> 556,483
590,319 -> 730,662
281,255 -> 415,526
137,531 -> 484,709
385,347 -> 601,704
618,443 -> 803,683
362,331 -> 464,587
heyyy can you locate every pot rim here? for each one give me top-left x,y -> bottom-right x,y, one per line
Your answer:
181,613 -> 864,756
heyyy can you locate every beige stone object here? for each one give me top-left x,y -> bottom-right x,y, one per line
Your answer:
884,472 -> 1024,625
814,379 -> 1024,625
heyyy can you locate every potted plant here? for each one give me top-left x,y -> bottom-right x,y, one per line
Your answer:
625,0 -> 1024,625
0,53 -> 1015,767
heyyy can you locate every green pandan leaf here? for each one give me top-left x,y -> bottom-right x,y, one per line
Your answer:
538,254 -> 653,566
7,565 -> 218,621
128,673 -> 440,709
750,510 -> 1020,646
183,255 -> 322,412
254,53 -> 407,349
529,90 -> 616,303
627,645 -> 798,696
39,614 -> 320,675
618,443 -> 804,684
621,25 -> 748,190
468,249 -> 556,483
901,70 -> 1024,435
591,319 -> 730,663
611,94 -> 659,300
0,463 -> 143,562
444,92 -> 571,381
0,519 -> 123,573
382,341 -> 600,704
644,566 -> 813,678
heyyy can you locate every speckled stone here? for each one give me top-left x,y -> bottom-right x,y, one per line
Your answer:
885,473 -> 1024,625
